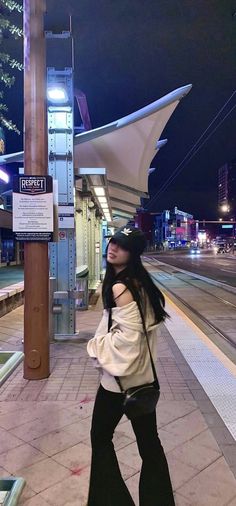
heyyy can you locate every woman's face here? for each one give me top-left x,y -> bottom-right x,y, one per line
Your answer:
107,240 -> 130,267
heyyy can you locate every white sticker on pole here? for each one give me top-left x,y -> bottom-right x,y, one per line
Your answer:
13,175 -> 53,242
58,204 -> 74,229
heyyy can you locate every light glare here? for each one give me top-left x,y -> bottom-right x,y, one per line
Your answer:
0,168 -> 9,183
47,87 -> 68,102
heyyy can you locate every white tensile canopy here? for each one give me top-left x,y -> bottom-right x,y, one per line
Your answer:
0,84 -> 192,221
74,84 -> 192,219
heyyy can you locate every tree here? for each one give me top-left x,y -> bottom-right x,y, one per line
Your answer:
0,0 -> 23,134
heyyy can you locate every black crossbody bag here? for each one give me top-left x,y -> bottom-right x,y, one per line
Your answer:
108,289 -> 160,420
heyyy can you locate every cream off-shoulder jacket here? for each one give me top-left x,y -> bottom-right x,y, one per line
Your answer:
87,300 -> 159,393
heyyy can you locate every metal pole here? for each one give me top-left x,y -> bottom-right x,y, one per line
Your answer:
23,0 -> 50,379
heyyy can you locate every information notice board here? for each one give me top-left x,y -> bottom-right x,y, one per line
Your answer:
13,175 -> 53,242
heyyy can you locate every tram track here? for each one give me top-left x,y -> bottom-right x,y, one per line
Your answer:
144,256 -> 236,352
146,256 -> 236,310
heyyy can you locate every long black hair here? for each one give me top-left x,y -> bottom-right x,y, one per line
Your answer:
102,249 -> 169,324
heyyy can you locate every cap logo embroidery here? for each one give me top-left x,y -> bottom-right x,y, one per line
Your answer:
121,227 -> 132,236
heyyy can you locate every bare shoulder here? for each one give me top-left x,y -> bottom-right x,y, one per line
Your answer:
112,283 -> 134,307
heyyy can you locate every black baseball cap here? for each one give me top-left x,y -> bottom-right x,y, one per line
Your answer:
109,226 -> 147,256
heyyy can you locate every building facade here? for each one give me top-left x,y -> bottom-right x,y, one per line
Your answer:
218,159 -> 236,219
135,207 -> 195,250
153,206 -> 194,249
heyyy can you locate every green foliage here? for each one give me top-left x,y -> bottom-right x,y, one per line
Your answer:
1,0 -> 23,13
0,0 -> 22,135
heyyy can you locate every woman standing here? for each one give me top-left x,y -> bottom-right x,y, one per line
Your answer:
87,226 -> 175,506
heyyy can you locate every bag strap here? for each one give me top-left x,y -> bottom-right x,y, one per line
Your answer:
135,296 -> 159,388
108,280 -> 160,392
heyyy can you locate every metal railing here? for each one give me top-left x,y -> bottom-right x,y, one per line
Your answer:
0,478 -> 25,506
0,352 -> 24,388
0,352 -> 25,504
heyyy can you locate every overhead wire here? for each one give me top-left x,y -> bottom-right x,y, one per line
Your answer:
145,90 -> 236,209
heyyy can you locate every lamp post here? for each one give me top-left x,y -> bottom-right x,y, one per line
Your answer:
23,0 -> 50,379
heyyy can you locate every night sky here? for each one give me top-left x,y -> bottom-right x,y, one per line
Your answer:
4,0 -> 236,219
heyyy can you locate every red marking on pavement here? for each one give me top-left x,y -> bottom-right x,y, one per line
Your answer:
80,395 -> 93,404
71,466 -> 86,476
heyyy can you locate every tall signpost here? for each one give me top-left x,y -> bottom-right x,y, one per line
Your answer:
23,0 -> 50,379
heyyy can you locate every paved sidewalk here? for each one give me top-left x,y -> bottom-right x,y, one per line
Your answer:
0,297 -> 236,505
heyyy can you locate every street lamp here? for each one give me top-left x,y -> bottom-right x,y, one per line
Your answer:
47,86 -> 68,104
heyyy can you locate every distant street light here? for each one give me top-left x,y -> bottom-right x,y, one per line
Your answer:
221,204 -> 230,213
